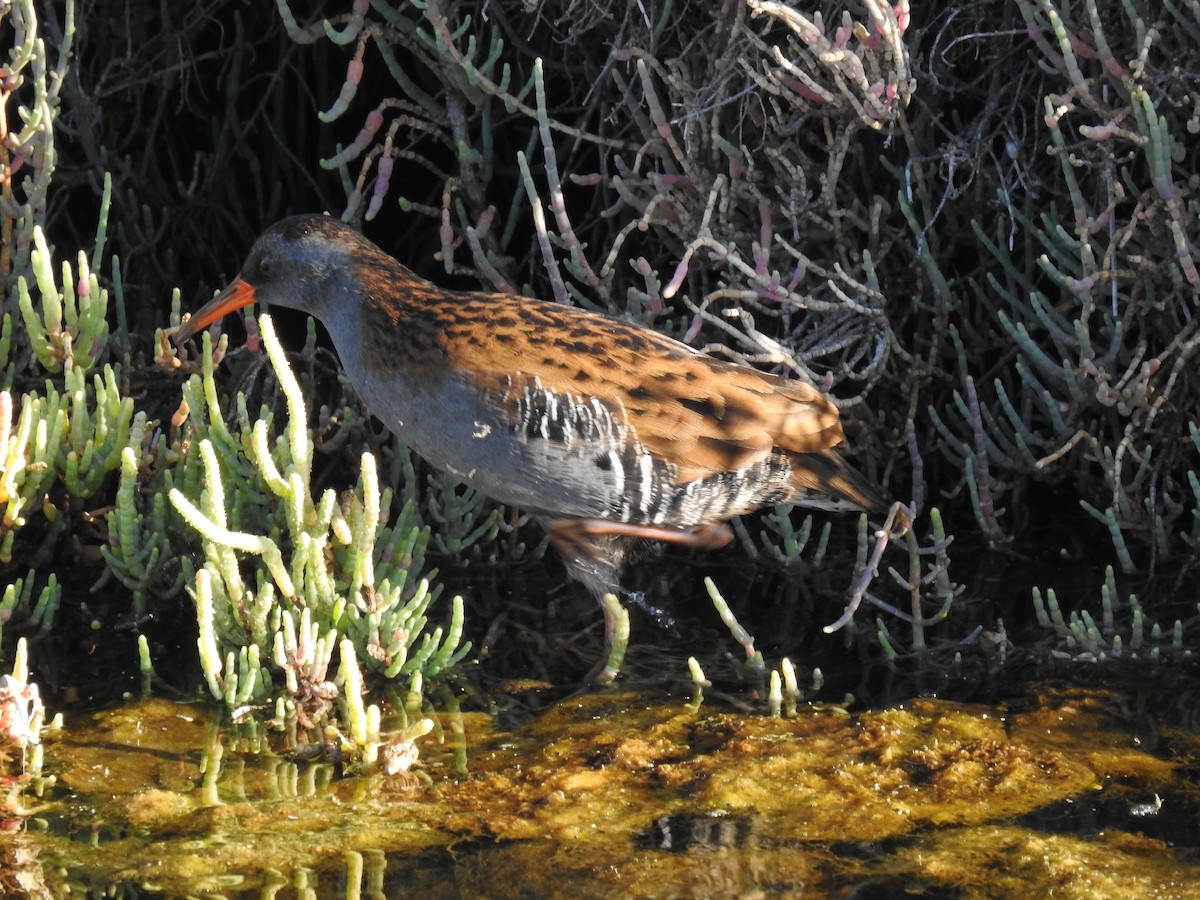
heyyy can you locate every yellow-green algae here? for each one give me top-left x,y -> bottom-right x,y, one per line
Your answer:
7,687 -> 1199,897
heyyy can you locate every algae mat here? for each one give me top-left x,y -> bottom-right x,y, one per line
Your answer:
4,686 -> 1199,897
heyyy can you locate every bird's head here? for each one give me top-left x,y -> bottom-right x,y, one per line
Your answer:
175,214 -> 359,342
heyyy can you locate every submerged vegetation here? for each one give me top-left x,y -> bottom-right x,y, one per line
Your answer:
14,685 -> 1200,896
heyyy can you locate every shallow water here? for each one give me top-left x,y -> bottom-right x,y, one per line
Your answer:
6,681 -> 1200,898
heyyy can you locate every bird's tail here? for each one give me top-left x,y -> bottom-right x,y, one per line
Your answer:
786,449 -> 890,515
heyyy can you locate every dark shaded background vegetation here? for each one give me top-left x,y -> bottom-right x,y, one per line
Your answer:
10,0 -> 1200,696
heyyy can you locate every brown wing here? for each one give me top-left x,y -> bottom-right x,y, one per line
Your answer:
436,292 -> 846,483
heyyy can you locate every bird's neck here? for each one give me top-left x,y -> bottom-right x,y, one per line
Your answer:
324,259 -> 455,396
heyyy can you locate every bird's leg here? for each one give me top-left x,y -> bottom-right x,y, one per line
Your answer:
545,518 -> 725,632
541,521 -> 634,682
543,521 -> 632,601
545,518 -> 714,681
546,517 -> 734,550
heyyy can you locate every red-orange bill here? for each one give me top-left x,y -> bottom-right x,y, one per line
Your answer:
175,279 -> 257,342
